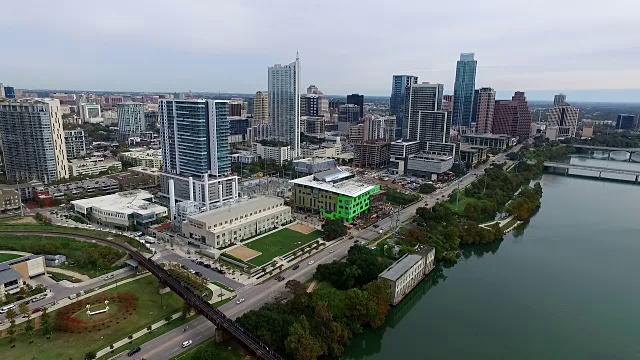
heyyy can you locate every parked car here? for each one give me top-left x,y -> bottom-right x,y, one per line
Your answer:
275,275 -> 285,282
127,347 -> 141,356
308,260 -> 315,265
373,224 -> 380,228
292,264 -> 300,270
203,264 -> 211,269
182,340 -> 192,348
31,307 -> 43,314
236,298 -> 245,304
329,249 -> 334,253
0,304 -> 16,314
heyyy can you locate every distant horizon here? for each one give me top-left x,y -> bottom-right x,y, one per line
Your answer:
15,87 -> 640,104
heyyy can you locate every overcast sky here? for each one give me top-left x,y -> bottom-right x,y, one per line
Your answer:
2,0 -> 639,101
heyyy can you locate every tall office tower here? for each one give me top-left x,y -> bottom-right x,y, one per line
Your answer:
253,91 -> 269,125
547,97 -> 580,137
492,91 -> 533,137
390,75 -> 419,139
338,104 -> 361,123
452,53 -> 477,128
329,99 -> 346,110
473,87 -> 496,134
268,55 -> 301,158
616,114 -> 636,130
347,93 -> 365,119
307,85 -> 322,95
300,94 -> 319,116
0,83 -> 4,98
0,98 -> 68,184
553,93 -> 567,107
407,83 -> 448,143
64,128 -> 87,159
228,100 -> 243,117
159,99 -> 238,213
116,102 -> 145,141
3,87 -> 16,99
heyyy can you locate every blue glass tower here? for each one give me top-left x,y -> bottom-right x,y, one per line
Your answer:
390,75 -> 418,139
452,53 -> 477,128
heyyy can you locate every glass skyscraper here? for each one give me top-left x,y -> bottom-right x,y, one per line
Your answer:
452,53 -> 477,128
390,75 -> 418,139
268,55 -> 300,158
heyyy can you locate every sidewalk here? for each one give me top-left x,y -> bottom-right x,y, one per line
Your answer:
47,267 -> 91,281
0,250 -> 32,256
95,312 -> 183,358
0,272 -> 150,330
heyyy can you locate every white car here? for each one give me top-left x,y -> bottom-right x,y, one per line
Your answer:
236,298 -> 245,304
329,249 -> 334,253
182,340 -> 192,348
189,269 -> 196,274
308,260 -> 315,265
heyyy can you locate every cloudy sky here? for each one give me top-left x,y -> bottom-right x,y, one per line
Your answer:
2,0 -> 639,101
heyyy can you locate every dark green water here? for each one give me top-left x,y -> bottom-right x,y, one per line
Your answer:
343,174 -> 640,360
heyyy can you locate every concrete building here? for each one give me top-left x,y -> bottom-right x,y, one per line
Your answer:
290,168 -> 380,222
120,149 -> 163,169
422,141 -> 457,156
461,134 -> 515,150
347,94 -> 365,119
269,56 -> 301,158
72,190 -> 168,230
182,196 -> 292,248
301,116 -> 325,135
117,102 -> 146,141
389,140 -> 421,176
0,264 -> 23,300
68,157 -> 122,177
378,246 -> 435,305
300,94 -> 329,118
230,153 -> 259,164
293,158 -> 337,174
129,166 -> 161,185
338,104 -> 361,124
79,103 -> 103,123
407,82 -> 448,144
473,87 -> 495,134
616,114 -> 636,130
159,99 -> 239,214
252,142 -> 292,164
452,53 -> 477,128
64,128 -> 87,159
300,140 -> 342,159
390,75 -> 419,139
553,93 -> 567,107
0,98 -> 69,184
353,142 -> 390,169
253,91 -> 269,125
0,189 -> 20,212
3,255 -> 46,280
547,100 -> 579,138
365,116 -> 396,142
492,92 -> 533,138
406,153 -> 454,179
38,178 -> 120,200
459,144 -> 488,165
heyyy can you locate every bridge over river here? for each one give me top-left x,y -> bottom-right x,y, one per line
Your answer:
544,162 -> 640,183
573,145 -> 640,161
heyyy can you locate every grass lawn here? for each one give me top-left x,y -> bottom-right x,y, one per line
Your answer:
0,234 -> 123,278
48,272 -> 83,283
0,252 -> 22,263
172,339 -> 244,360
0,275 -> 184,360
212,295 -> 236,308
243,228 -> 323,266
212,281 -> 234,293
443,192 -> 472,213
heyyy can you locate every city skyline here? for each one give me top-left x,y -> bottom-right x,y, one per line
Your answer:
1,0 -> 638,101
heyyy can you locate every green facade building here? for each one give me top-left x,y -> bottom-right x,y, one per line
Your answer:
290,168 -> 380,222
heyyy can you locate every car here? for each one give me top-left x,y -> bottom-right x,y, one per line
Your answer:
127,346 -> 141,356
378,230 -> 383,234
203,264 -> 211,269
373,224 -> 380,228
236,298 -> 245,304
354,240 -> 360,244
292,264 -> 300,270
194,272 -> 203,277
329,249 -> 334,253
196,260 -> 204,266
275,275 -> 285,281
182,340 -> 192,348
31,307 -> 43,314
189,269 -> 196,274
348,235 -> 355,239
308,260 -> 315,265
219,269 -> 226,275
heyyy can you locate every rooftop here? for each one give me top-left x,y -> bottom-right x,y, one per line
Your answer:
410,153 -> 454,161
71,190 -> 166,216
463,133 -> 512,139
0,264 -> 22,284
290,173 -> 376,198
379,254 -> 424,281
188,196 -> 285,226
313,168 -> 352,182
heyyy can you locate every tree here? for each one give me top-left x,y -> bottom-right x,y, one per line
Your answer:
363,280 -> 391,328
182,301 -> 192,319
285,280 -> 307,297
7,320 -> 17,346
41,308 -> 53,338
285,316 -> 324,360
85,351 -> 97,360
24,318 -> 35,343
321,219 -> 348,241
418,183 -> 437,195
19,302 -> 30,319
6,308 -> 17,323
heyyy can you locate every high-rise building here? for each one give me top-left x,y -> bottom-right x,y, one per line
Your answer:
492,92 -> 533,138
268,55 -> 301,158
117,102 -> 145,141
473,87 -> 496,134
253,91 -> 269,126
338,104 -> 361,124
228,100 -> 244,117
407,83 -> 448,143
553,93 -> 567,107
329,99 -> 345,110
3,87 -> 16,99
616,114 -> 636,130
347,94 -> 365,119
307,85 -> 322,95
64,128 -> 87,159
390,75 -> 419,139
452,53 -> 477,128
159,99 -> 238,213
0,98 -> 68,184
547,97 -> 580,137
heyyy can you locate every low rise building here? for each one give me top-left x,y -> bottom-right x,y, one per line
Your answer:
182,196 -> 292,248
128,167 -> 161,185
0,264 -> 23,300
378,246 -> 435,305
72,190 -> 168,230
352,142 -> 390,169
231,153 -> 259,164
459,144 -> 488,166
0,189 -> 20,212
300,140 -> 342,158
252,143 -> 291,165
406,153 -> 454,180
39,178 -> 119,199
120,149 -> 163,169
290,168 -> 380,222
461,134 -> 516,150
68,157 -> 122,177
4,255 -> 46,279
107,171 -> 158,191
293,158 -> 337,174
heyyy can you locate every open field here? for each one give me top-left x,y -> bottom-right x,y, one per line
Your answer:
226,245 -> 261,262
289,223 -> 316,234
241,228 -> 323,266
0,275 -> 183,360
0,252 -> 22,263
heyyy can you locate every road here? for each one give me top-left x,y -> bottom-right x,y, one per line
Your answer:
133,144 -> 523,360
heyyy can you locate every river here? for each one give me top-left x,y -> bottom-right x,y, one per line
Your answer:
343,160 -> 640,360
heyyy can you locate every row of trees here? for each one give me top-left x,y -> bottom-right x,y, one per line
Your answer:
507,183 -> 543,221
315,245 -> 391,290
321,219 -> 348,241
4,302 -> 51,347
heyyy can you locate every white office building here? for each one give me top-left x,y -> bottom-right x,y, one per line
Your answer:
72,190 -> 168,229
379,247 -> 435,305
252,142 -> 292,165
268,55 -> 301,158
79,103 -> 103,123
68,157 -> 122,177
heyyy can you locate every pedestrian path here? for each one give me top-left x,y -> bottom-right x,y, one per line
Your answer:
0,250 -> 32,256
95,312 -> 183,358
46,267 -> 91,281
